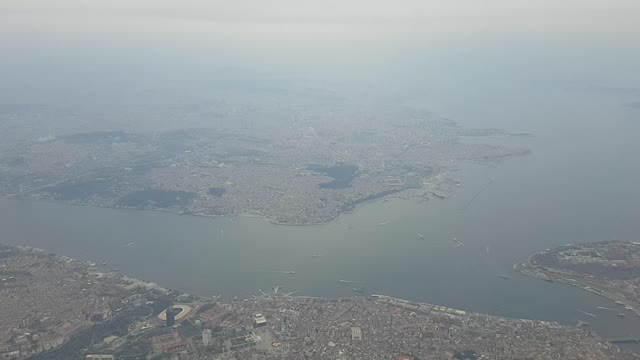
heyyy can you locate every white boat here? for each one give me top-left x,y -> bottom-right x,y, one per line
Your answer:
577,309 -> 597,318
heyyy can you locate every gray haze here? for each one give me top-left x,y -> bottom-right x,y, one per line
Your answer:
2,0 -> 640,349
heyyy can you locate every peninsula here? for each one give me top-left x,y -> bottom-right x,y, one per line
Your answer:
0,102 -> 529,225
516,241 -> 640,318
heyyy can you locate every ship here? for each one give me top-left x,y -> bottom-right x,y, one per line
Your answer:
497,275 -> 511,280
577,309 -> 597,318
452,237 -> 463,247
417,232 -> 425,240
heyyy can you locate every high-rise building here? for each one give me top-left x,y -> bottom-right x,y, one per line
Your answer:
166,306 -> 175,327
202,329 -> 212,347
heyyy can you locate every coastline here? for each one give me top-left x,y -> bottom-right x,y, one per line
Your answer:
514,252 -> 640,318
4,185 -> 427,227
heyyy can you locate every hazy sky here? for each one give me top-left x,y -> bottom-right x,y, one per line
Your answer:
1,0 -> 639,104
3,0 -> 640,19
2,0 -> 639,41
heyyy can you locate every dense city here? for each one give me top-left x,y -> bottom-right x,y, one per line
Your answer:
0,244 -> 634,360
0,102 -> 529,225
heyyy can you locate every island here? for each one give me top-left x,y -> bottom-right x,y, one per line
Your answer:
0,243 -> 632,359
0,102 -> 529,225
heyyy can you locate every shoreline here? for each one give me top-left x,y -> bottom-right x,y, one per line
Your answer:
6,243 -> 568,326
514,252 -> 640,318
3,186 -> 420,228
3,166 -> 466,227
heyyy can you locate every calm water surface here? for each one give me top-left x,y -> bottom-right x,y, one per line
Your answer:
1,85 -> 640,344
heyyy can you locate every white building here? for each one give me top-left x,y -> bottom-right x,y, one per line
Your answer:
351,327 -> 362,340
202,329 -> 213,347
254,313 -> 267,327
86,355 -> 115,360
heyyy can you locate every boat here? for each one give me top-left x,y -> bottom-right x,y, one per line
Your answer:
311,254 -> 322,258
339,280 -> 351,284
417,232 -> 425,240
597,307 -> 613,311
543,278 -> 554,283
577,309 -> 597,318
285,271 -> 296,275
352,288 -> 364,293
497,275 -> 511,280
618,313 -> 626,317
121,242 -> 135,248
378,221 -> 390,226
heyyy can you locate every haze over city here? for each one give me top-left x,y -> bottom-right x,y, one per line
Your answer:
1,1 -> 640,359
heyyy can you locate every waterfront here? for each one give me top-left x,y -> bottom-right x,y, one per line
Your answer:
2,121 -> 640,345
2,36 -> 640,349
